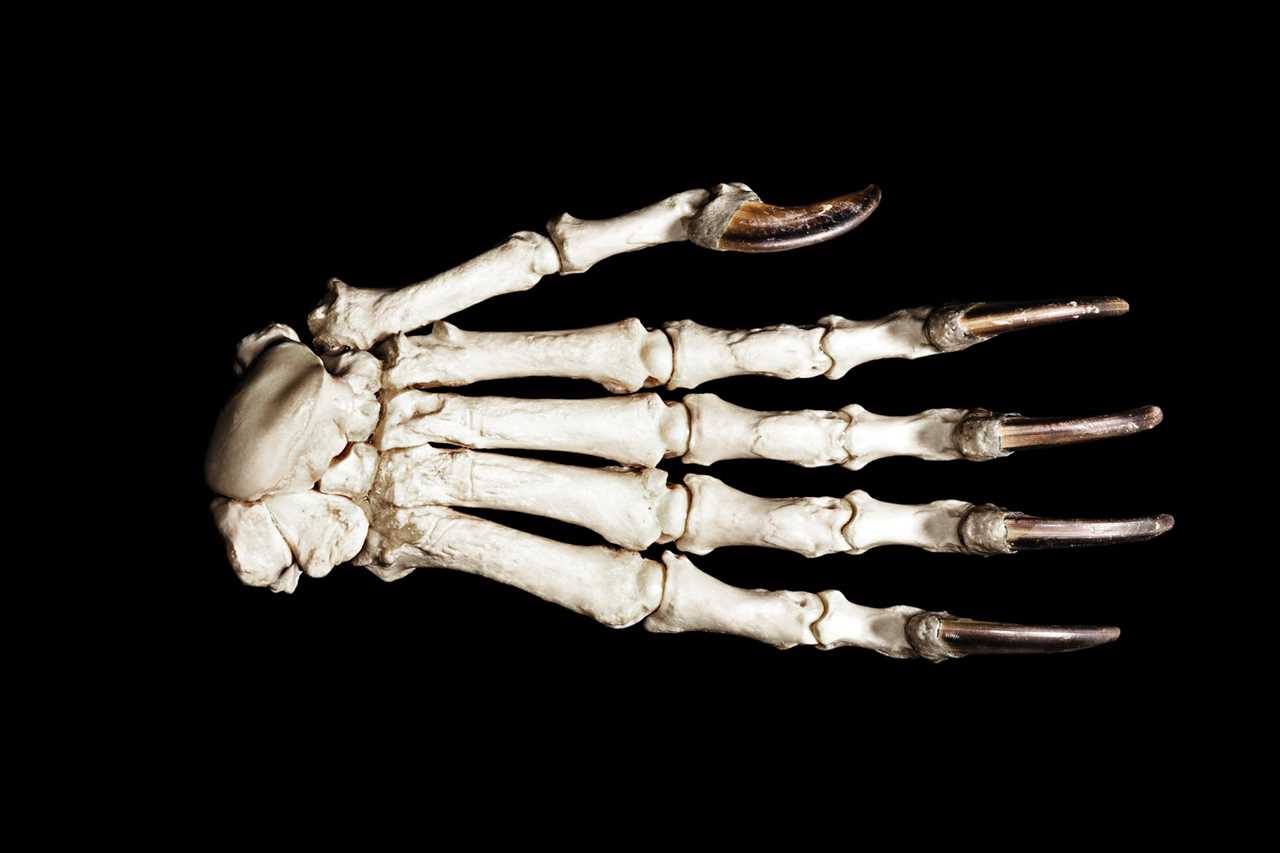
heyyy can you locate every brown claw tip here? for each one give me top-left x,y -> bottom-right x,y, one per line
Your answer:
906,612 -> 1121,660
696,184 -> 882,253
997,404 -> 1164,451
926,296 -> 1130,352
1004,513 -> 1174,550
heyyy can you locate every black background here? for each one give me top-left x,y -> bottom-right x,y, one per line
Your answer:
153,80 -> 1211,755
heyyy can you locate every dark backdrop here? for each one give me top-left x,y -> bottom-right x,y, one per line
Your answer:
161,100 -> 1198,746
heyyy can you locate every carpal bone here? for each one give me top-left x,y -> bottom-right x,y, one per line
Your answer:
319,443 -> 379,499
210,498 -> 296,591
234,323 -> 299,375
359,504 -> 665,629
308,232 -> 562,353
376,391 -> 689,467
381,318 -> 673,395
263,491 -> 369,578
206,339 -> 361,502
547,188 -> 711,273
682,393 -> 851,467
678,474 -> 852,558
664,319 -> 832,389
644,552 -> 825,649
373,444 -> 688,551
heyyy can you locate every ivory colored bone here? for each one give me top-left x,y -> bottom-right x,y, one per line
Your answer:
373,444 -> 689,551
678,474 -> 851,558
842,491 -> 974,555
547,188 -> 711,273
357,503 -> 665,629
206,336 -> 371,502
210,498 -> 296,591
319,442 -> 378,499
381,318 -> 673,394
308,232 -> 562,353
263,491 -> 369,578
646,553 -> 924,656
644,552 -> 824,649
664,319 -> 832,389
376,391 -> 689,467
820,308 -> 940,378
682,393 -> 850,467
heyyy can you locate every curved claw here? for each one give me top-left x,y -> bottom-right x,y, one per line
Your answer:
690,184 -> 882,252
955,405 -> 1165,459
997,405 -> 1164,451
959,506 -> 1174,554
925,297 -> 1130,352
906,612 -> 1121,661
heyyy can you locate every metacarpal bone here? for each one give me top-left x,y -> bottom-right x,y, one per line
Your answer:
373,444 -> 688,551
381,318 -> 673,395
307,231 -> 562,353
358,504 -> 665,629
376,390 -> 689,467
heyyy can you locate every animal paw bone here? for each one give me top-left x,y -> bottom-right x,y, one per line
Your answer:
207,181 -> 1170,661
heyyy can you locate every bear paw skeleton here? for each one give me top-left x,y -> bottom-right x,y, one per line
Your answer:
206,182 -> 1170,660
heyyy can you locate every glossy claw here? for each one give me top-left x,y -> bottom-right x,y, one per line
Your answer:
925,297 -> 1130,352
691,184 -> 882,252
906,612 -> 1121,661
958,506 -> 1174,554
1003,513 -> 1175,550
968,405 -> 1164,455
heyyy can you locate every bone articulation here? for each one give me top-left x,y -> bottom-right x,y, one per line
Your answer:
663,319 -> 833,389
682,393 -> 851,467
373,444 -> 689,551
377,390 -> 690,467
381,318 -> 673,395
547,188 -> 711,273
677,474 -> 852,558
358,503 -> 665,629
307,231 -> 562,353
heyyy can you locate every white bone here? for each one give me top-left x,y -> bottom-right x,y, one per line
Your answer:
664,319 -> 832,389
358,504 -> 664,628
307,232 -> 562,352
644,552 -> 824,649
234,323 -> 299,375
381,318 -> 673,395
820,308 -> 938,378
682,393 -> 849,467
376,391 -> 689,467
210,498 -> 294,589
319,443 -> 378,499
842,405 -> 971,470
372,444 -> 686,551
263,491 -> 369,578
547,188 -> 711,273
206,340 -> 354,502
842,491 -> 971,554
811,591 -> 923,657
678,474 -> 851,558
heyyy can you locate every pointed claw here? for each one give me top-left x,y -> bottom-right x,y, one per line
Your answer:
690,184 -> 882,252
978,405 -> 1164,454
906,612 -> 1120,661
958,506 -> 1174,553
1003,513 -> 1175,550
925,297 -> 1130,352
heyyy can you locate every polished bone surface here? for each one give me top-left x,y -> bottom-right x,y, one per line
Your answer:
206,182 -> 1169,661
